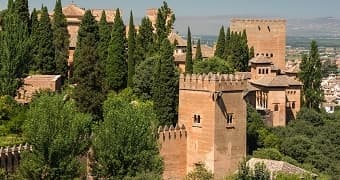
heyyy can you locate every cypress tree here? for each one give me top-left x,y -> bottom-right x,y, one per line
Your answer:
239,30 -> 249,71
36,6 -> 55,74
155,1 -> 175,51
72,10 -> 104,120
136,17 -> 154,64
223,27 -> 231,59
195,39 -> 203,61
249,46 -> 255,59
13,0 -> 29,29
105,8 -> 127,92
214,26 -> 225,58
153,39 -> 178,125
127,11 -> 136,88
185,26 -> 193,74
97,10 -> 110,70
0,4 -> 29,96
298,41 -> 323,110
53,0 -> 69,79
30,8 -> 39,72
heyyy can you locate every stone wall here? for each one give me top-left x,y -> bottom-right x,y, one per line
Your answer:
158,124 -> 187,180
0,144 -> 32,173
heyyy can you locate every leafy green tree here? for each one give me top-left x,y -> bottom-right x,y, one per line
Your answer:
155,1 -> 175,51
214,26 -> 225,58
127,11 -> 136,88
72,10 -> 105,120
135,17 -> 154,64
252,148 -> 283,161
280,135 -> 312,163
185,163 -> 213,180
53,0 -> 69,79
236,158 -> 252,180
153,39 -> 178,125
97,10 -> 111,75
133,56 -> 157,100
105,8 -> 127,92
247,104 -> 265,154
19,93 -> 92,179
296,107 -> 324,126
0,4 -> 30,96
36,6 -> 56,74
298,41 -> 323,110
185,27 -> 193,74
93,92 -> 162,179
195,39 -> 203,61
193,57 -> 234,74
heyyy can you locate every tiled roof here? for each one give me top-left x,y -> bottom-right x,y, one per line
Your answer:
284,64 -> 300,74
91,9 -> 116,23
247,158 -> 317,177
62,3 -> 85,17
250,75 -> 302,87
168,31 -> 187,47
249,55 -> 273,64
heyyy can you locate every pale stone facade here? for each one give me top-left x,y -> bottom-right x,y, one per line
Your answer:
159,73 -> 247,179
15,75 -> 62,103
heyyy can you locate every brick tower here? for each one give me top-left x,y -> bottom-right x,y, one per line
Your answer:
230,19 -> 286,70
159,73 -> 248,179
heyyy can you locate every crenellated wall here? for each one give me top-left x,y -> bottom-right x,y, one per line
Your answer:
179,73 -> 248,92
158,124 -> 187,180
0,144 -> 32,173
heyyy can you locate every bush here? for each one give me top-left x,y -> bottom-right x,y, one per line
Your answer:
193,57 -> 234,74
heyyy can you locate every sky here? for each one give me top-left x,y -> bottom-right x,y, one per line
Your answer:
0,0 -> 339,35
0,0 -> 339,19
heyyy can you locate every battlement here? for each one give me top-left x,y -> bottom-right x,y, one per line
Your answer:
158,124 -> 187,141
179,73 -> 248,92
0,143 -> 32,156
231,18 -> 286,23
0,143 -> 32,173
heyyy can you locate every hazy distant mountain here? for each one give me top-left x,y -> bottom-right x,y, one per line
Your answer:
173,16 -> 340,37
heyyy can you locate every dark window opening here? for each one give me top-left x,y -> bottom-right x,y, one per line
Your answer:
274,104 -> 279,111
266,53 -> 269,57
292,102 -> 295,109
266,69 -> 269,74
262,69 -> 265,74
270,53 -> 273,57
267,26 -> 271,32
256,53 -> 259,56
194,114 -> 201,124
227,113 -> 233,124
258,69 -> 261,74
258,25 -> 261,31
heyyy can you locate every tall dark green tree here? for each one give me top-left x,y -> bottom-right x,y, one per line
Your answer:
223,27 -> 231,59
195,39 -> 203,61
0,3 -> 29,96
155,1 -> 175,51
136,17 -> 154,64
105,8 -> 127,92
185,27 -> 193,74
36,6 -> 55,74
53,0 -> 69,79
72,10 -> 105,120
30,8 -> 39,71
97,10 -> 110,72
127,11 -> 136,88
153,39 -> 178,125
298,41 -> 323,110
13,0 -> 29,29
249,46 -> 255,59
214,26 -> 225,58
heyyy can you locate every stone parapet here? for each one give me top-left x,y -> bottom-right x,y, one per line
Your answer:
0,143 -> 32,173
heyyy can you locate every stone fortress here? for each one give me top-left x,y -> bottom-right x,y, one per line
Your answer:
5,3 -> 305,179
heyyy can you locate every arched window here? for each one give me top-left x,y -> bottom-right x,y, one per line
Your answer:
266,69 -> 269,74
258,69 -> 261,74
292,102 -> 296,109
262,69 -> 265,74
194,114 -> 201,124
274,104 -> 279,111
270,53 -> 273,57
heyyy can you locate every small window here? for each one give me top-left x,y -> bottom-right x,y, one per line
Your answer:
258,69 -> 261,74
292,102 -> 296,109
258,25 -> 261,31
267,26 -> 271,32
256,53 -> 259,56
266,53 -> 269,57
274,104 -> 279,111
194,114 -> 201,124
262,69 -> 265,74
227,113 -> 233,124
266,69 -> 269,74
270,53 -> 273,57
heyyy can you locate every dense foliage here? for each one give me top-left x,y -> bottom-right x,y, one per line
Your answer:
133,56 -> 157,100
105,9 -> 127,92
193,57 -> 234,74
155,1 -> 175,51
19,93 -> 91,179
195,39 -> 203,61
72,10 -> 105,120
299,41 -> 323,110
152,39 -> 179,125
215,26 -> 225,58
93,91 -> 162,179
186,164 -> 213,180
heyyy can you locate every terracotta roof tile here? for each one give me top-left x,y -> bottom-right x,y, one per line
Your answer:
62,3 -> 85,17
250,75 -> 302,87
250,55 -> 273,64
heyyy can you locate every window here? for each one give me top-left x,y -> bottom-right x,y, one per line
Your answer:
266,53 -> 268,57
270,53 -> 273,57
266,69 -> 269,74
194,114 -> 201,124
258,25 -> 261,31
292,102 -> 296,109
262,69 -> 265,74
267,26 -> 271,32
274,104 -> 279,111
258,69 -> 261,74
226,113 -> 234,128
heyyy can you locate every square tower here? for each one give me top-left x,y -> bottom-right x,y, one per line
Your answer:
178,73 -> 247,179
230,19 -> 286,70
